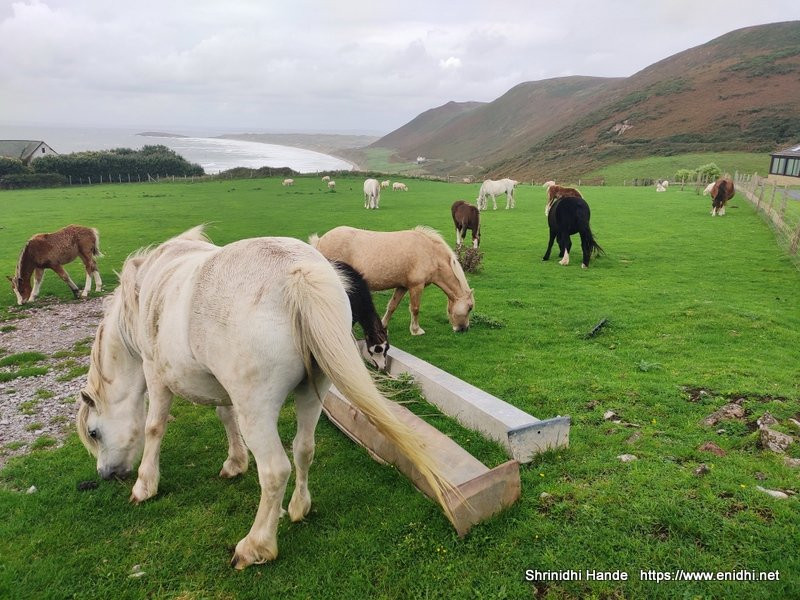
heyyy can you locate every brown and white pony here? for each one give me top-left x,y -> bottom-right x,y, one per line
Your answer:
709,176 -> 735,216
451,200 -> 480,249
543,181 -> 582,217
310,226 -> 474,335
8,224 -> 102,305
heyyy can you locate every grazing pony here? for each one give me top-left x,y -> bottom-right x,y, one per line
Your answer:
542,196 -> 603,269
477,178 -> 516,210
327,180 -> 336,189
363,178 -> 380,209
709,176 -> 735,216
310,226 -> 474,335
392,182 -> 408,191
380,180 -> 391,189
282,178 -> 294,186
76,226 -> 452,569
451,200 -> 480,249
8,224 -> 102,305
332,260 -> 390,370
543,181 -> 582,216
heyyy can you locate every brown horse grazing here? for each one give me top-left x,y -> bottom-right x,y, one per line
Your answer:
451,200 -> 480,248
310,226 -> 474,335
8,225 -> 103,305
543,181 -> 582,217
709,176 -> 735,216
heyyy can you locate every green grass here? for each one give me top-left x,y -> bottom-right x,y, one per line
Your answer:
581,152 -> 772,185
1,176 -> 799,599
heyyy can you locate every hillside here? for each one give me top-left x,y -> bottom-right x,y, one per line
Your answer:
372,21 -> 800,180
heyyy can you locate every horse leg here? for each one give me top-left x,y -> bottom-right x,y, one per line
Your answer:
558,233 -> 572,266
491,193 -> 497,210
542,230 -> 556,261
229,386 -> 292,569
455,226 -> 462,248
407,284 -> 425,336
30,268 -> 44,301
79,252 -> 98,297
130,369 -> 174,503
472,226 -> 479,249
381,287 -> 407,329
217,405 -> 249,478
579,230 -> 592,269
287,370 -> 326,522
50,265 -> 80,298
93,269 -> 103,292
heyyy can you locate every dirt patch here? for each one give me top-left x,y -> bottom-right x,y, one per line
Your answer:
0,297 -> 104,470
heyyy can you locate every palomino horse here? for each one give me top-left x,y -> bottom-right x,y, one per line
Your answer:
310,226 -> 474,335
8,224 -> 102,305
543,196 -> 603,269
451,200 -> 480,248
543,181 -> 582,217
709,176 -> 735,216
332,260 -> 389,370
76,226 -> 451,569
477,178 -> 517,211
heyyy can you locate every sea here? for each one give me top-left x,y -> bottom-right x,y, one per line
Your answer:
0,125 -> 354,174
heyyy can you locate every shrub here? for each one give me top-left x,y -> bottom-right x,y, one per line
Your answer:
456,246 -> 484,273
0,172 -> 67,189
0,157 -> 29,177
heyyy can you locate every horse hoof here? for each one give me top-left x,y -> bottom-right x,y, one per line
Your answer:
581,264 -> 588,269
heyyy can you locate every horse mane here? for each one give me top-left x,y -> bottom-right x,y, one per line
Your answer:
413,226 -> 471,296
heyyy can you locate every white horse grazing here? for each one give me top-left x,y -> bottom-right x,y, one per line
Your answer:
327,180 -> 336,189
282,179 -> 294,186
477,178 -> 517,210
380,180 -> 390,189
392,182 -> 408,191
76,226 -> 452,569
364,178 -> 380,209
321,175 -> 330,182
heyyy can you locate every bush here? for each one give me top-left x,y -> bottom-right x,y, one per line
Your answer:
0,157 -> 29,177
456,246 -> 484,273
0,172 -> 68,190
696,162 -> 721,182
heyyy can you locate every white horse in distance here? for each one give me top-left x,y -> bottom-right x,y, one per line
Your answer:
364,178 -> 380,209
477,178 -> 518,210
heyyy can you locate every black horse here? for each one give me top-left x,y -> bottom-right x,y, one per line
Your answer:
331,260 -> 390,370
542,196 -> 603,269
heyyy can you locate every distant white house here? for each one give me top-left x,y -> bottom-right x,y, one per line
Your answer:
0,140 -> 58,165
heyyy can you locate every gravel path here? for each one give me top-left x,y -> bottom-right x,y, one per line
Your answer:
0,297 -> 104,470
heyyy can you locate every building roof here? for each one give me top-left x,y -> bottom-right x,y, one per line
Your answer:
0,140 -> 47,161
772,143 -> 800,158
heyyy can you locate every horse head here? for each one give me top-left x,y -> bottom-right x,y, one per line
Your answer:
362,337 -> 390,371
76,280 -> 147,480
447,288 -> 474,333
7,274 -> 30,305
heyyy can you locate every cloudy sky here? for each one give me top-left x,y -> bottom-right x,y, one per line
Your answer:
1,1 -> 798,135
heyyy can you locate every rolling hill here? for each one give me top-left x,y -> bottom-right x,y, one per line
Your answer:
370,21 -> 800,180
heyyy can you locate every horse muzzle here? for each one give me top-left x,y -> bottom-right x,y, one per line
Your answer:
453,325 -> 469,333
99,465 -> 131,480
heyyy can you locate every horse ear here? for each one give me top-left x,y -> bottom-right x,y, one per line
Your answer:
80,390 -> 95,407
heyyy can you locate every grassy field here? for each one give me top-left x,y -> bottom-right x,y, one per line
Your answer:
1,176 -> 799,599
580,152 -> 772,186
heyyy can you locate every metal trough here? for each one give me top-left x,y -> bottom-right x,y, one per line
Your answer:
322,344 -> 570,535
323,384 -> 520,537
380,344 -> 570,463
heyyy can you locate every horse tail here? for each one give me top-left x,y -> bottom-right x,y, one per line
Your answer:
91,228 -> 104,258
586,227 -> 604,257
283,260 -> 456,521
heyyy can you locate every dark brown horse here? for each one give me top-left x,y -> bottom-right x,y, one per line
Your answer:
451,200 -> 480,248
542,196 -> 603,269
709,176 -> 735,216
8,224 -> 103,305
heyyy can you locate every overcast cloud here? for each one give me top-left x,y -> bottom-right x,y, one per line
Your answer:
1,1 -> 798,134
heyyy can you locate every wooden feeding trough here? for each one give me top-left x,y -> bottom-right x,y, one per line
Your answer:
322,344 -> 571,536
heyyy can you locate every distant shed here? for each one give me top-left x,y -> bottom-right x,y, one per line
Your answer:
768,143 -> 800,185
0,140 -> 58,165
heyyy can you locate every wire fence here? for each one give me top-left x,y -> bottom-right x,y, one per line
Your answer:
735,172 -> 800,257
